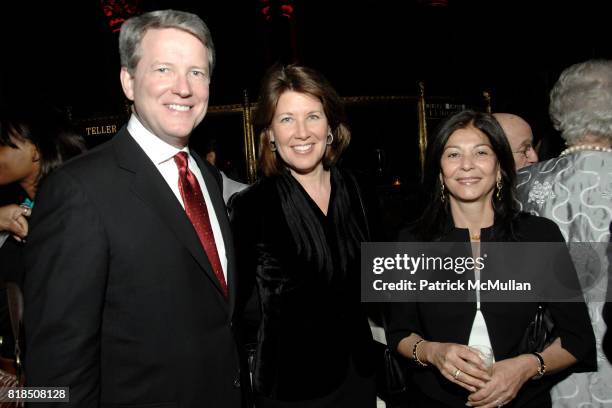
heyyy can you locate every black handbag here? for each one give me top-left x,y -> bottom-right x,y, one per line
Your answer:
374,340 -> 408,402
518,304 -> 557,353
374,303 -> 409,405
347,172 -> 409,404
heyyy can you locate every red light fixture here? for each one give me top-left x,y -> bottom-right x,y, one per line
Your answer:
100,0 -> 141,33
259,0 -> 295,21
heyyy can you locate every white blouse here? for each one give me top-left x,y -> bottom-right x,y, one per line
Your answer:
467,266 -> 494,354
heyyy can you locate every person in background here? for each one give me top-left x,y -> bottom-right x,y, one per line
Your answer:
202,137 -> 248,203
387,110 -> 595,407
493,113 -> 538,169
0,104 -> 86,279
23,10 -> 247,407
230,64 -> 377,407
517,59 -> 612,408
0,103 -> 85,359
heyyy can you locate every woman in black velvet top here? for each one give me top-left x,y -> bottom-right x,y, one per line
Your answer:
230,65 -> 377,407
386,111 -> 596,408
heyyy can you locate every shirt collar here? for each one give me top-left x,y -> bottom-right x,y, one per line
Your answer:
127,113 -> 190,165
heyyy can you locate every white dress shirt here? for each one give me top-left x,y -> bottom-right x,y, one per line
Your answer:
220,171 -> 248,204
127,114 -> 227,280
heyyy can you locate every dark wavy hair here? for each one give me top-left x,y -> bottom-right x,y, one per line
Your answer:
414,110 -> 520,241
0,104 -> 86,183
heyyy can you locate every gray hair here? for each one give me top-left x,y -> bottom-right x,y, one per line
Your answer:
119,9 -> 215,75
549,59 -> 612,145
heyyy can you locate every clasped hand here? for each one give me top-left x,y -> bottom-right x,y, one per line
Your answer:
466,356 -> 534,407
0,204 -> 31,242
427,342 -> 491,393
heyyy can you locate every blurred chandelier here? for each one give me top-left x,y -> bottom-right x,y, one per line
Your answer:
100,0 -> 141,33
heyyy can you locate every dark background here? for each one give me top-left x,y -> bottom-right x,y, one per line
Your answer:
2,1 -> 609,110
1,0 -> 610,230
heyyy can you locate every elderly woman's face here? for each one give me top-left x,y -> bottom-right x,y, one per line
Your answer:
440,126 -> 500,205
0,133 -> 39,187
268,90 -> 329,175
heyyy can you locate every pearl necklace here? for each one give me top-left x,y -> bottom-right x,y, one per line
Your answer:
559,144 -> 612,156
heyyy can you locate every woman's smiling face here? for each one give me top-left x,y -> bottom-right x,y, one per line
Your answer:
440,125 -> 500,205
268,90 -> 329,175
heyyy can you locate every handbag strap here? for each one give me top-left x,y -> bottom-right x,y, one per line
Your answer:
6,282 -> 23,377
535,303 -> 548,339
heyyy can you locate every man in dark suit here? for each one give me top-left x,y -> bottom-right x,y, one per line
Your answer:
24,10 -> 245,407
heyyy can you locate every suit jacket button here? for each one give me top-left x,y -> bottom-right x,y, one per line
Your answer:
233,378 -> 241,388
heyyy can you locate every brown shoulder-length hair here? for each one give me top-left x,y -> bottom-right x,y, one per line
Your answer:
255,64 -> 351,177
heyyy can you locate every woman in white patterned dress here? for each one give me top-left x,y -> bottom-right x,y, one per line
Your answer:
517,59 -> 612,408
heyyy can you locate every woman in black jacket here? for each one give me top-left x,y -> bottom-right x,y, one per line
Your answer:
0,105 -> 85,279
387,110 -> 596,408
0,104 -> 85,359
230,64 -> 377,407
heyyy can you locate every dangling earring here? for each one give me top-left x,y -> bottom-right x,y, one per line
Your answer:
496,178 -> 502,200
440,183 -> 446,203
326,131 -> 334,145
270,140 -> 277,152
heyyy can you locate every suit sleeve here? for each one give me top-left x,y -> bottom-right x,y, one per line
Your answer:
24,168 -> 108,407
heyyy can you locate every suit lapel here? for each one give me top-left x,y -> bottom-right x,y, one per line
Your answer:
192,152 -> 237,315
112,128 -> 228,304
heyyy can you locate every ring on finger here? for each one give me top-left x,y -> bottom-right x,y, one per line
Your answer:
453,368 -> 462,380
495,399 -> 503,407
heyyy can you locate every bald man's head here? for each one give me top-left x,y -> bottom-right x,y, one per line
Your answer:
493,113 -> 539,169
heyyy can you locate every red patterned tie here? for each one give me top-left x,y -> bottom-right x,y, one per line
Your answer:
174,152 -> 228,298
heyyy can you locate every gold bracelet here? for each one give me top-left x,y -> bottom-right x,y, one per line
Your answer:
530,352 -> 546,380
412,339 -> 428,367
